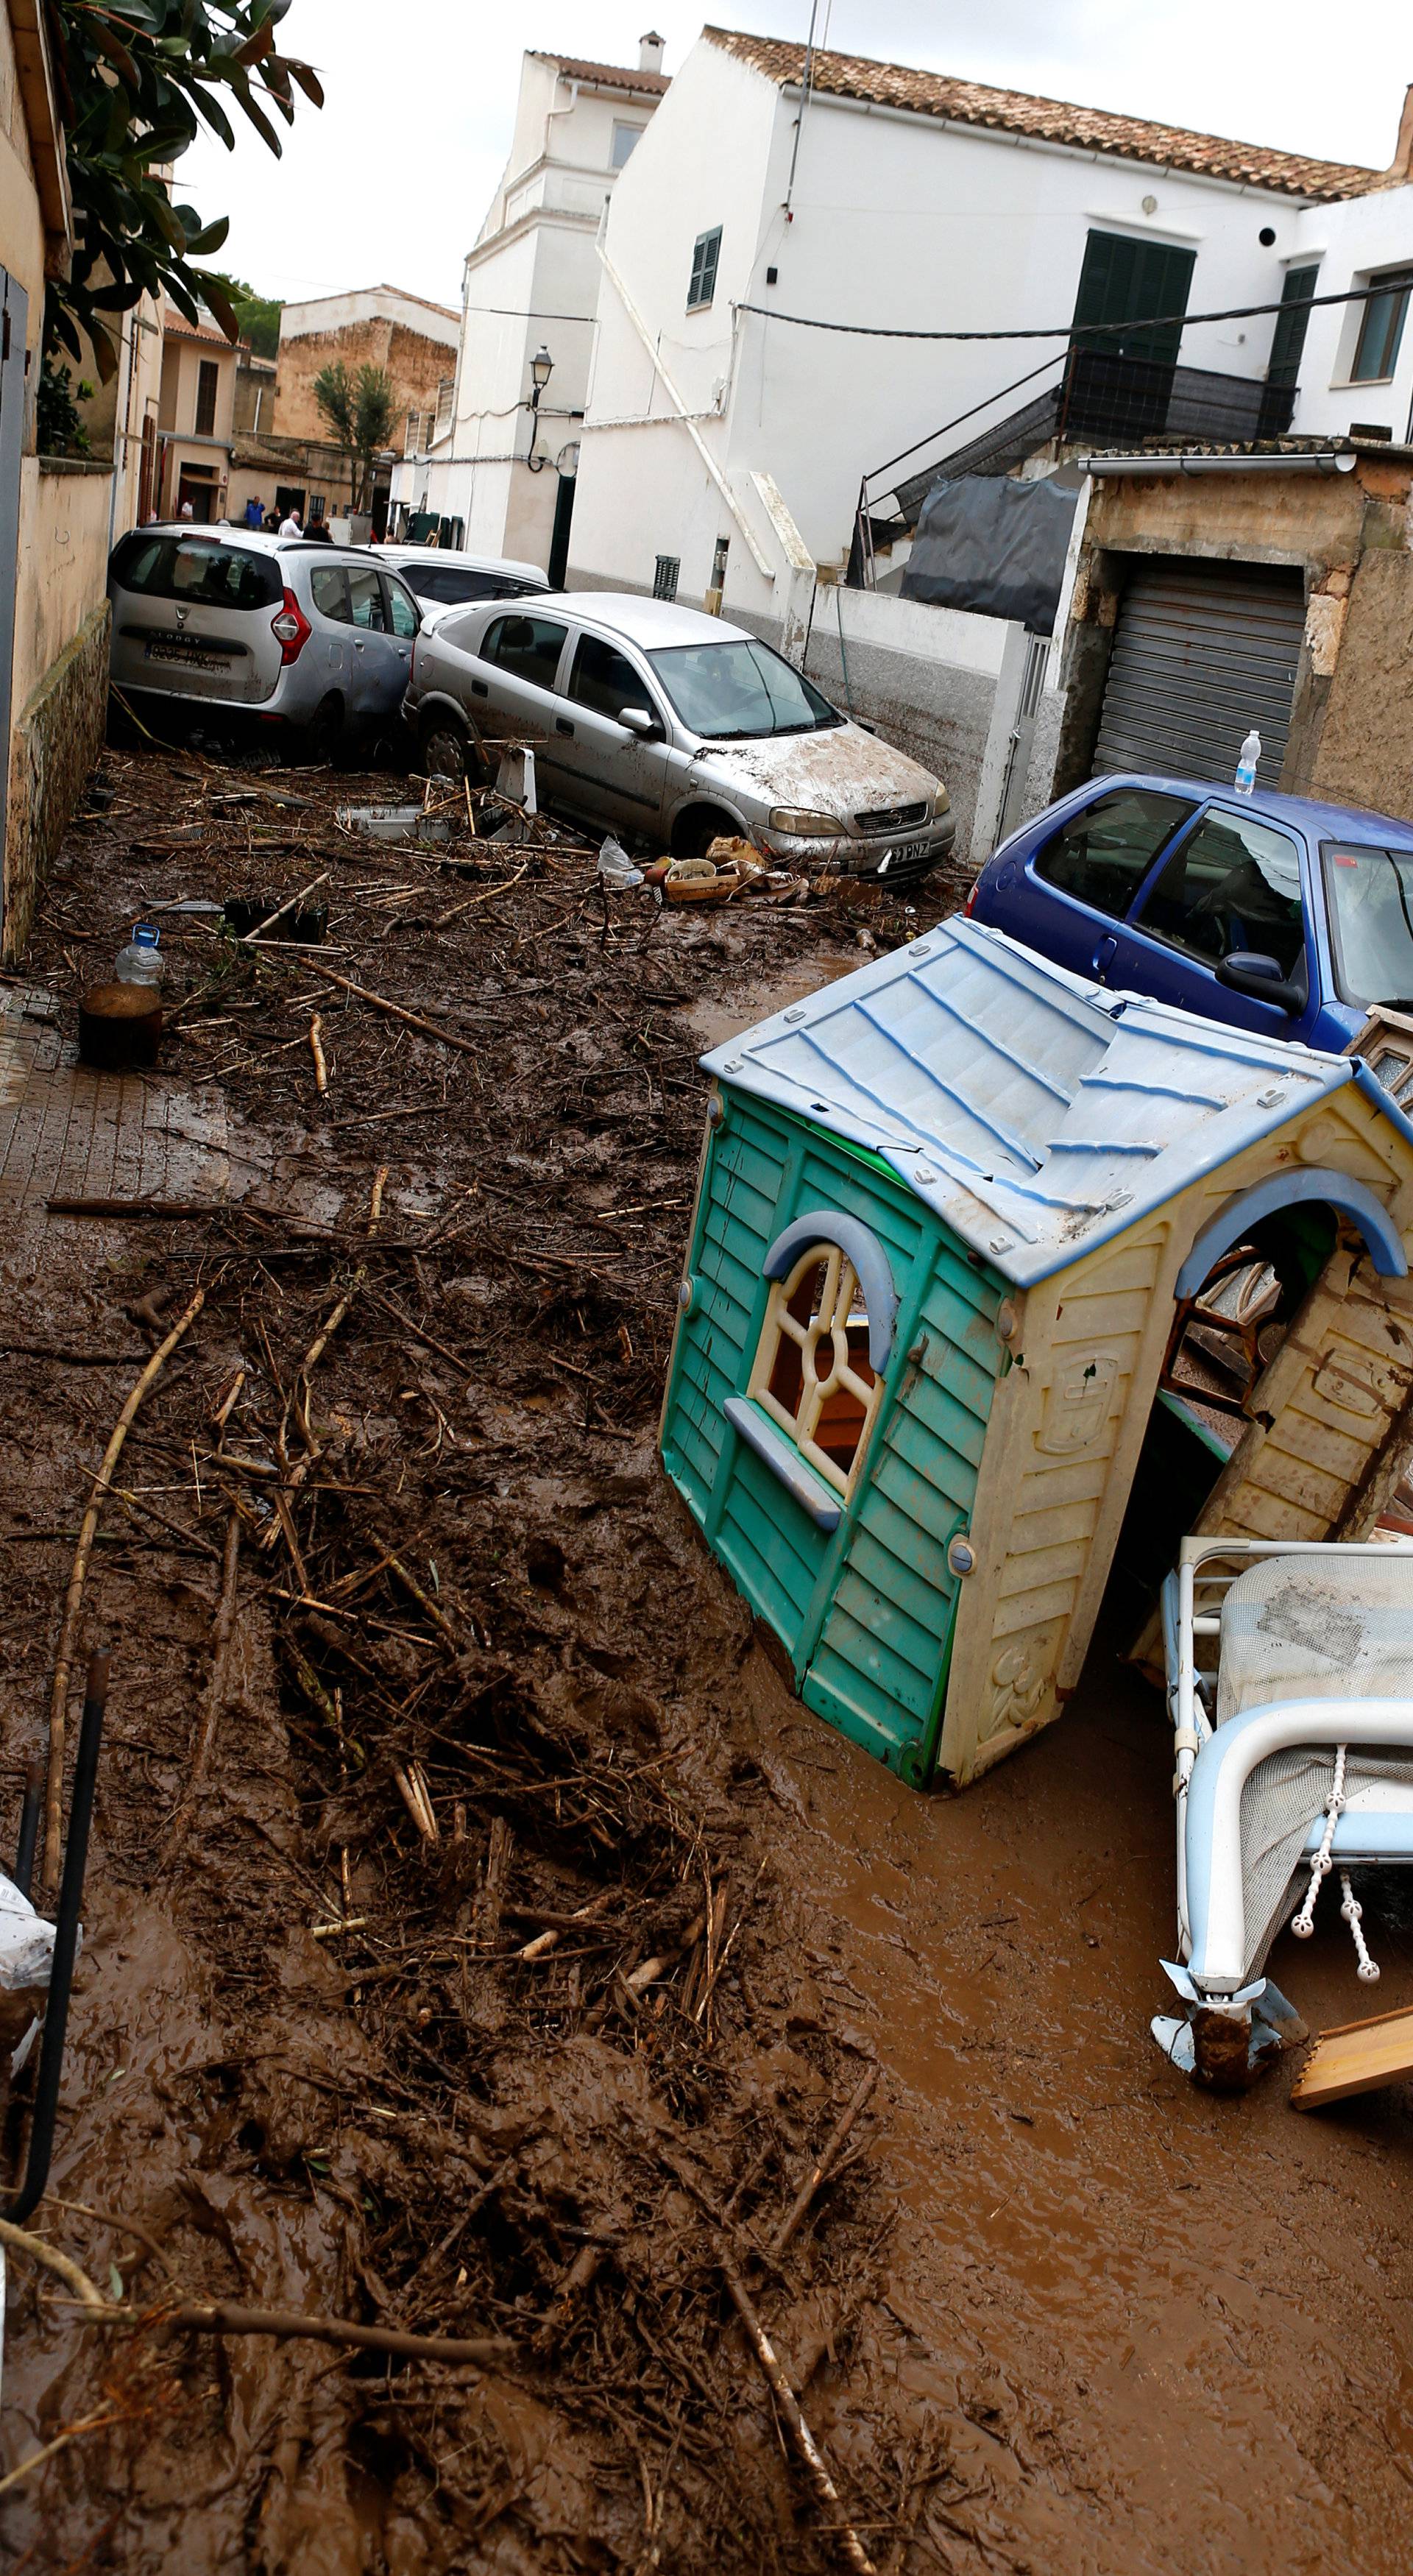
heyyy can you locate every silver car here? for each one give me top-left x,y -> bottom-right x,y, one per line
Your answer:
405,592 -> 953,881
107,526 -> 422,752
375,542 -> 549,612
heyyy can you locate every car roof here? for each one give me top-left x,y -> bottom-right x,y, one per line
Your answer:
376,544 -> 547,584
115,525 -> 395,572
1089,769 -> 1413,850
530,591 -> 757,648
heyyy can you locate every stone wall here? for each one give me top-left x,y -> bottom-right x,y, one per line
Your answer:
275,319 -> 456,444
4,598 -> 110,961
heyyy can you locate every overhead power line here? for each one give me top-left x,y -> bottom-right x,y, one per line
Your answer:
735,277 -> 1398,342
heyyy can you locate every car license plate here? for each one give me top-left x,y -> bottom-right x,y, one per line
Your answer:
145,637 -> 231,671
879,838 -> 928,870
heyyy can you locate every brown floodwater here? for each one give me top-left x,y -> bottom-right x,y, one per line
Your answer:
723,1590 -> 1413,2575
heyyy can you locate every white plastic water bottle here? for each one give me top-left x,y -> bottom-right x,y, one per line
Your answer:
115,923 -> 162,985
1234,729 -> 1261,797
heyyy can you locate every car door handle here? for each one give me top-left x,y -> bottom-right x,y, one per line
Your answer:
1091,933 -> 1118,979
556,718 -> 574,737
471,679 -> 488,698
353,638 -> 366,651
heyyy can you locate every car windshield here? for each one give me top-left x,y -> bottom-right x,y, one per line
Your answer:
1322,843 -> 1413,1008
110,534 -> 282,611
647,638 -> 841,740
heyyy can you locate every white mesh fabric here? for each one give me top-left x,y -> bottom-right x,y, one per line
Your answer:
1209,1554 -> 1413,1979
1216,1553 -> 1413,1726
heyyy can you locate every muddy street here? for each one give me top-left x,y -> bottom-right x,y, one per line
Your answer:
0,745 -> 1409,2574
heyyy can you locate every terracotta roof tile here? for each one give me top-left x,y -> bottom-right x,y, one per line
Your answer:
704,28 -> 1378,202
160,306 -> 233,347
529,51 -> 668,98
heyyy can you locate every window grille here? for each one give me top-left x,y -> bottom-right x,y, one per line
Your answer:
653,554 -> 679,601
748,1242 -> 883,1496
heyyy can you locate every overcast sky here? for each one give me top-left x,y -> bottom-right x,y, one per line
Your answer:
182,0 -> 1413,309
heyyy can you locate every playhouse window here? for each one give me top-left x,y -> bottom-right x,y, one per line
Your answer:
752,1243 -> 882,1496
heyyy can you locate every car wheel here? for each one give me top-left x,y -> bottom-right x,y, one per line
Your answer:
305,693 -> 346,762
671,804 -> 740,860
419,711 -> 477,783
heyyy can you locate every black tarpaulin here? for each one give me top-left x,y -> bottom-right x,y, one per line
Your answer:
900,475 -> 1079,634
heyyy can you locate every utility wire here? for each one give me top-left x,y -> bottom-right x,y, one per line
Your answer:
736,277 -> 1399,342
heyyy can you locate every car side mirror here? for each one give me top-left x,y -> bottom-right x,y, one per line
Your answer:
1216,949 -> 1303,1013
619,705 -> 662,740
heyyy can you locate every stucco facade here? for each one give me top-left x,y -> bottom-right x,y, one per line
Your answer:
389,41 -> 666,568
154,310 -> 239,523
0,1 -> 114,957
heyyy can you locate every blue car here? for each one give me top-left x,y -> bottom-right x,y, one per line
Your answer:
966,771 -> 1413,1053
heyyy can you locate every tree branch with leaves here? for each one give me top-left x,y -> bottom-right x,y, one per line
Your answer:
43,0 -> 323,380
312,360 -> 396,513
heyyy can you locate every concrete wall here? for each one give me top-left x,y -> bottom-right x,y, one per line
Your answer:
801,586 -> 1012,859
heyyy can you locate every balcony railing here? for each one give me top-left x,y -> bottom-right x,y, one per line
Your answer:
851,347 -> 1300,586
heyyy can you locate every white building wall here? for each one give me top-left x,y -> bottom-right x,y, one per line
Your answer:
1286,185 -> 1413,443
576,33 -> 1338,613
394,52 -> 663,567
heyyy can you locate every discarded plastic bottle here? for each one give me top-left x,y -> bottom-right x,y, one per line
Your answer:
598,833 -> 643,890
115,923 -> 163,985
1234,729 -> 1261,798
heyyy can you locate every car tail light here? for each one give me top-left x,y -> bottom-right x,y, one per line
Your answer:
963,877 -> 980,917
271,589 -> 311,664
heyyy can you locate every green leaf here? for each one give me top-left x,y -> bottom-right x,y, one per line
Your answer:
230,84 -> 283,154
196,272 -> 240,339
83,18 -> 141,85
182,214 -> 230,255
188,85 -> 236,147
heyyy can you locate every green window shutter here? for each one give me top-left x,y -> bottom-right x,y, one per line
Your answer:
1071,230 -> 1196,367
1267,264 -> 1320,389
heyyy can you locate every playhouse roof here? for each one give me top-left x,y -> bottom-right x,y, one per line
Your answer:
700,920 -> 1398,1287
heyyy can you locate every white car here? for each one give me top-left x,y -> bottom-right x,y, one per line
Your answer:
404,590 -> 954,882
374,544 -> 549,614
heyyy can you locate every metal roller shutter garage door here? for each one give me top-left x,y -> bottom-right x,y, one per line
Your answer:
1093,558 -> 1305,788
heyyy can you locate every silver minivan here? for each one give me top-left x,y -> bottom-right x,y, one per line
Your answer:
107,526 -> 422,751
405,590 -> 953,882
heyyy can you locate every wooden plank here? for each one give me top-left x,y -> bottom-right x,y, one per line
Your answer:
1290,2002 -> 1413,2109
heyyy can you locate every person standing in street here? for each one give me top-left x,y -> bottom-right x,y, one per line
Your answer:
278,504 -> 302,537
244,493 -> 264,528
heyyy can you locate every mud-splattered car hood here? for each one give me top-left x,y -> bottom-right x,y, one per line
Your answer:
701,723 -> 943,818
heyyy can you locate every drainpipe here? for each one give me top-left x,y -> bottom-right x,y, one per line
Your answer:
783,0 -> 821,217
595,246 -> 773,576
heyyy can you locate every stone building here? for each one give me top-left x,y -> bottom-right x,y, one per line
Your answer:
272,285 -> 458,444
1044,441 -> 1413,824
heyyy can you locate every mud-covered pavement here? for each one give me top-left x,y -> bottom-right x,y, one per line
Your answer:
0,746 -> 1411,2573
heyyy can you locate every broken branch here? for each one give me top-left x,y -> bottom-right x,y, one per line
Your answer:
43,1289 -> 205,1894
152,1511 -> 242,1875
301,960 -> 482,1055
768,2064 -> 879,2261
719,2252 -> 878,2576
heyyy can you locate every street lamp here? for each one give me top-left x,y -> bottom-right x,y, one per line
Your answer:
527,344 -> 554,471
